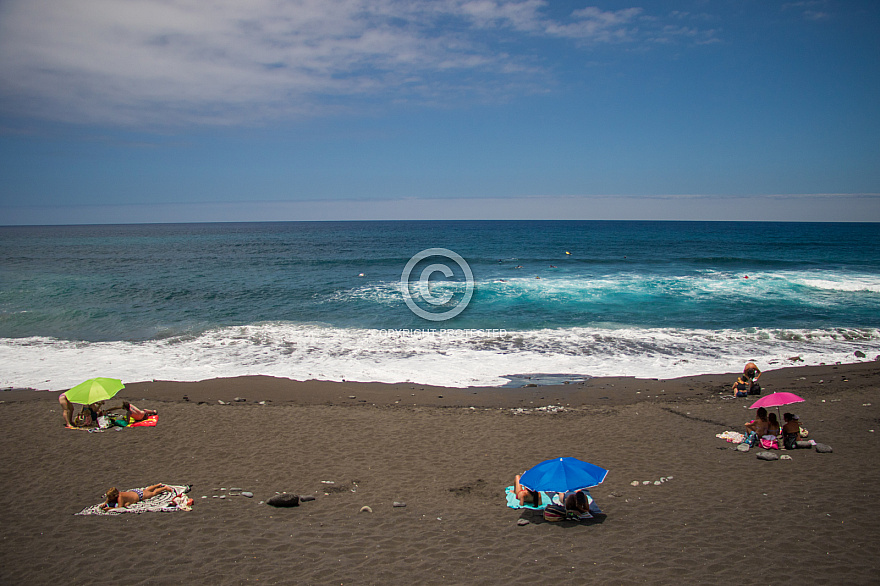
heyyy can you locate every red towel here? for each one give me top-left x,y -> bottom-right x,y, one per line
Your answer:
128,414 -> 158,427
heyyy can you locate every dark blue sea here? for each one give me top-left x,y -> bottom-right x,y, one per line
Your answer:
1,221 -> 878,390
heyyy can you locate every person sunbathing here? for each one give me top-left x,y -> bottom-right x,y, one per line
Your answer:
781,412 -> 801,450
106,401 -> 157,422
101,484 -> 171,510
745,407 -> 769,445
564,490 -> 592,519
767,412 -> 781,436
513,474 -> 543,507
731,375 -> 750,397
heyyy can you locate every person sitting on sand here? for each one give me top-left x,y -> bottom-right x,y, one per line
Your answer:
743,362 -> 762,394
100,484 -> 171,511
72,402 -> 104,428
513,474 -> 543,507
745,407 -> 769,445
732,375 -> 750,398
767,412 -> 781,437
564,490 -> 592,519
782,412 -> 801,450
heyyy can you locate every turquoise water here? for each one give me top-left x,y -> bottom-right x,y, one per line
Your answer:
1,220 -> 878,389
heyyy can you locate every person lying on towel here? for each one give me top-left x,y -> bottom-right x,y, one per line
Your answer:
101,484 -> 171,511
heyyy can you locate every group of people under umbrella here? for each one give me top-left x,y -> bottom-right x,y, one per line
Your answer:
512,457 -> 608,522
58,377 -> 156,429
744,391 -> 808,450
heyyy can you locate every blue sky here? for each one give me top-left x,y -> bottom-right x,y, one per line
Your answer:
0,0 -> 878,224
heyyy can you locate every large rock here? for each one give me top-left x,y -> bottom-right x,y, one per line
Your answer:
756,451 -> 780,461
814,443 -> 834,453
267,493 -> 300,507
736,443 -> 751,452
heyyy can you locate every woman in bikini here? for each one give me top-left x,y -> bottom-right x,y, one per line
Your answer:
106,401 -> 157,422
744,407 -> 769,446
101,484 -> 171,510
782,412 -> 802,450
513,474 -> 543,507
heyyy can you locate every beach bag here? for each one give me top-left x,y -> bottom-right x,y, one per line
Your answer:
97,416 -> 112,429
543,504 -> 566,522
748,382 -> 761,395
760,436 -> 779,450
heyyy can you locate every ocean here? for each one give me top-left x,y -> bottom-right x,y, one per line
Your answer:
1,220 -> 878,391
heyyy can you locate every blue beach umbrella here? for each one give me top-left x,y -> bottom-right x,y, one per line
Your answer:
519,457 -> 609,493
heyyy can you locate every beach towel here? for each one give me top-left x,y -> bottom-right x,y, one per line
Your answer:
75,484 -> 191,516
128,414 -> 158,427
716,431 -> 745,444
505,486 -> 603,518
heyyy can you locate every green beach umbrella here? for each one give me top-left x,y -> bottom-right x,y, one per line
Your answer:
65,377 -> 125,405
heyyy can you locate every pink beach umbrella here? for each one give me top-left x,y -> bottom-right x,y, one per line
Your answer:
749,392 -> 805,410
749,392 -> 805,419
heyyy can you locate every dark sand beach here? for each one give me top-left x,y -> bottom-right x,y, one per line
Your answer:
1,361 -> 879,584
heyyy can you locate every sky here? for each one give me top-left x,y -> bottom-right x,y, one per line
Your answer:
0,0 -> 878,224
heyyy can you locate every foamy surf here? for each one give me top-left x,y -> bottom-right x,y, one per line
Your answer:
2,324 -> 877,391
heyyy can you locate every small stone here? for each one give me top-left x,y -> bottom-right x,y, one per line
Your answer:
234,397 -> 246,402
267,493 -> 300,507
517,519 -> 530,526
630,481 -> 639,486
815,443 -> 833,453
642,481 -> 650,485
653,481 -> 661,485
201,496 -> 207,499
736,443 -> 751,452
779,455 -> 792,460
359,506 -> 372,513
855,350 -> 866,358
219,495 -> 226,499
348,396 -> 356,399
241,491 -> 254,498
756,451 -> 780,461
299,495 -> 316,502
218,400 -> 226,405
666,476 -> 673,480
229,487 -> 242,492
392,502 -> 406,507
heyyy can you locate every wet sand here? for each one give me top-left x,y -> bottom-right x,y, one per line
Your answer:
1,361 -> 878,584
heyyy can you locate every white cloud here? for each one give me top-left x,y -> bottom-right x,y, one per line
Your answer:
0,0 -> 717,128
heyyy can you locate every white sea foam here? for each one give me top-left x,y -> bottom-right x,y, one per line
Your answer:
2,324 -> 877,391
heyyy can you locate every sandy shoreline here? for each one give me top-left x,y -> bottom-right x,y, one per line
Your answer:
1,361 -> 879,584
